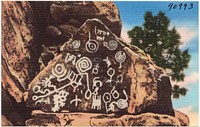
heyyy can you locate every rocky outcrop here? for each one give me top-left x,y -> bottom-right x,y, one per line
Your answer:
2,1 -> 36,96
25,112 -> 181,126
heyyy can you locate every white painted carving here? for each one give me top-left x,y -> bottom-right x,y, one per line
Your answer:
92,77 -> 103,96
65,53 -> 77,65
92,77 -> 103,88
52,90 -> 69,112
96,36 -> 105,42
95,26 -> 110,36
35,97 -> 50,105
103,92 -> 112,113
115,51 -> 126,69
103,40 -> 118,50
77,54 -> 81,57
32,85 -> 50,95
92,63 -> 99,74
91,95 -> 101,110
41,75 -> 56,89
103,88 -> 128,112
76,57 -> 92,73
72,40 -> 81,49
106,68 -> 115,83
103,56 -> 111,67
110,86 -> 119,99
64,69 -> 83,92
116,90 -> 128,109
84,73 -> 93,100
86,32 -> 99,53
108,102 -> 116,112
116,75 -> 123,84
52,63 -> 68,81
70,95 -> 82,107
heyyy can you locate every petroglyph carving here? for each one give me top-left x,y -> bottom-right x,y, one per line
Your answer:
115,51 -> 126,69
52,90 -> 69,112
103,92 -> 112,112
40,75 -> 56,89
92,77 -> 103,89
52,63 -> 68,82
96,36 -> 105,42
103,87 -> 128,112
72,40 -> 81,49
116,90 -> 128,109
32,85 -> 50,98
65,69 -> 83,92
116,75 -> 123,84
106,68 -> 115,83
86,32 -> 99,53
95,26 -> 110,36
94,57 -> 102,63
110,86 -> 119,99
35,97 -> 50,105
76,57 -> 92,73
91,95 -> 101,110
65,53 -> 77,65
70,95 -> 82,107
92,77 -> 102,95
92,63 -> 99,74
103,40 -> 118,50
103,56 -> 111,68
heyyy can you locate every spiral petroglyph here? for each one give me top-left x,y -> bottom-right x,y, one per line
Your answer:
76,57 -> 92,73
72,40 -> 81,49
115,51 -> 126,69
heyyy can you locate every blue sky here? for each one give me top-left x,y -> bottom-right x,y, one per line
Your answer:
115,1 -> 199,126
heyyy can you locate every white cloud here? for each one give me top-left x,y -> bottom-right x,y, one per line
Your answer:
176,27 -> 197,48
177,105 -> 199,126
171,72 -> 198,87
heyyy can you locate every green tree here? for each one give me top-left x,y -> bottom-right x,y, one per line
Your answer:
128,11 -> 190,98
172,85 -> 188,99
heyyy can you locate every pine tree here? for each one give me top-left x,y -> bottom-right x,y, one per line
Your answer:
128,11 -> 191,98
172,85 -> 188,99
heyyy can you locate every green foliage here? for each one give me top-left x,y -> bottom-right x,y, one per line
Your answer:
172,85 -> 188,98
128,11 -> 191,82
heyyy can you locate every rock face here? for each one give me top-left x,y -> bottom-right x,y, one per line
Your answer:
2,1 -> 36,100
25,19 -> 169,115
25,112 -> 181,126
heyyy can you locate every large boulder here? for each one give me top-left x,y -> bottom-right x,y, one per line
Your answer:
24,19 -> 173,115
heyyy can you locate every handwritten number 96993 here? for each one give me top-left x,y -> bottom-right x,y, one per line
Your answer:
168,3 -> 193,11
